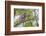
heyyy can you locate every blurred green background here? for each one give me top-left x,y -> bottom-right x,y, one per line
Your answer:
14,8 -> 38,27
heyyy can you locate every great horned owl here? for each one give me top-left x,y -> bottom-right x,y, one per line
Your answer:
19,13 -> 26,23
14,13 -> 26,24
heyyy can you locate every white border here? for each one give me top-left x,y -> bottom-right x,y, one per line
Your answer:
11,5 -> 42,31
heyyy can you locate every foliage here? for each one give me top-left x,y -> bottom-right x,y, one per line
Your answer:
14,8 -> 39,27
